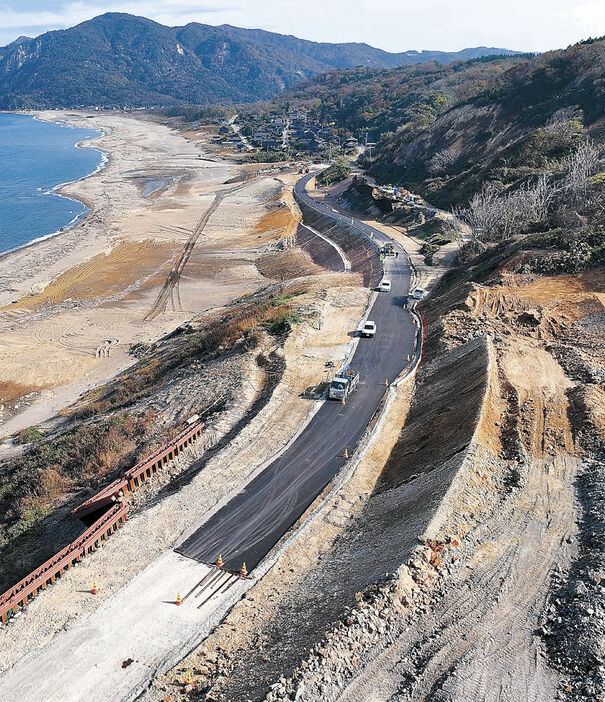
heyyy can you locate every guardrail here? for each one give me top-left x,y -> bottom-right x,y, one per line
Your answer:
0,504 -> 128,624
124,421 -> 204,491
0,420 -> 204,625
71,421 -> 204,519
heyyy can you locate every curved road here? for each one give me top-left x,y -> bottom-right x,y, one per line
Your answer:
176,173 -> 417,571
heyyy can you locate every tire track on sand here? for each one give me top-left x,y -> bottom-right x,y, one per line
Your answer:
144,183 -> 245,321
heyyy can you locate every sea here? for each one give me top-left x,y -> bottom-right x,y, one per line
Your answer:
0,113 -> 104,255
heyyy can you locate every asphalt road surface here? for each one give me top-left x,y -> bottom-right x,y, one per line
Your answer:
176,173 -> 416,572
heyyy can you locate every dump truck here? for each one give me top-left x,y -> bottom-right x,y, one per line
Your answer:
328,367 -> 360,401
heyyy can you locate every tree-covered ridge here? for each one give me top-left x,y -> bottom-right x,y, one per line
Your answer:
364,39 -> 605,207
0,12 -> 520,109
258,54 -> 530,138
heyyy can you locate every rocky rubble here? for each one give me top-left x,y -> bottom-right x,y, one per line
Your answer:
540,453 -> 605,701
259,541 -> 452,702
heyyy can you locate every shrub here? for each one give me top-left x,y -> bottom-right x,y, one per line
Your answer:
317,159 -> 352,186
0,410 -> 158,548
14,426 -> 44,445
520,226 -> 605,273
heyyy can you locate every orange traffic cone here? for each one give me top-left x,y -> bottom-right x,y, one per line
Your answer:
344,448 -> 349,459
91,581 -> 98,595
216,553 -> 224,568
175,592 -> 182,606
240,562 -> 248,577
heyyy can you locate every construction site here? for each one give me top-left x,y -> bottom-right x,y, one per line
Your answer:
0,113 -> 603,702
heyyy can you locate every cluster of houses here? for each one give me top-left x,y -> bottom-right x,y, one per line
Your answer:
284,109 -> 359,154
224,108 -> 360,155
373,184 -> 421,205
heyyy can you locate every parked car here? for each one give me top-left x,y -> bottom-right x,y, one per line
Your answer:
411,288 -> 425,300
361,321 -> 377,338
377,279 -> 391,292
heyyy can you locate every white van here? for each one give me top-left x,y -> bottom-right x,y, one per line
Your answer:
378,280 -> 391,292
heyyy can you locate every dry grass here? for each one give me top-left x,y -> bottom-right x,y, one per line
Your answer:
254,202 -> 298,241
0,381 -> 44,405
0,409 -> 158,556
257,249 -> 323,281
2,241 -> 177,312
503,270 -> 605,298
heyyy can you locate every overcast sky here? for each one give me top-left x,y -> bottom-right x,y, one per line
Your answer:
1,0 -> 604,52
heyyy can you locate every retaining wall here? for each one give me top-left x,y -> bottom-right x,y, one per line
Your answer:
295,198 -> 383,288
295,223 -> 344,274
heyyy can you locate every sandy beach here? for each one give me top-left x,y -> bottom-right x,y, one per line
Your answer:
0,111 -> 292,438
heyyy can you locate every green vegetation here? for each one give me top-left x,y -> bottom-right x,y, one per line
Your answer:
245,150 -> 291,163
419,232 -> 458,264
519,227 -> 605,274
317,160 -> 352,186
0,13 -> 520,109
14,426 -> 45,445
262,310 -> 304,335
452,136 -> 605,275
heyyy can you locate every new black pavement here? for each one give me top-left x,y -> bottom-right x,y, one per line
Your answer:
176,175 -> 416,571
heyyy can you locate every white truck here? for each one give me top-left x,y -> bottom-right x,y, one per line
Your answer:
328,367 -> 360,402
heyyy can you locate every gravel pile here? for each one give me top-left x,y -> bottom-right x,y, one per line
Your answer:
540,453 -> 605,701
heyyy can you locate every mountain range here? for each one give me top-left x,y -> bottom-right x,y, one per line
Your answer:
0,13 -> 520,108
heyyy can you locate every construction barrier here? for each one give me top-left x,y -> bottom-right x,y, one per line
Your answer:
0,420 -> 204,625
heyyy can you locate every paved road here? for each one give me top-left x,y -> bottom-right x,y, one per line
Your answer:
176,174 -> 416,572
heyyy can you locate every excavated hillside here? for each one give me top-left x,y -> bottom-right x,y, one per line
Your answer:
144,237 -> 604,702
368,38 -> 605,207
269,251 -> 603,702
295,197 -> 383,288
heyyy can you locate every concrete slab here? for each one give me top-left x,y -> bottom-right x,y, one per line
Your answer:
0,552 -> 252,702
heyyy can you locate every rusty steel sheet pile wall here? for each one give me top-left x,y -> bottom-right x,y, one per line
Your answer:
0,420 -> 204,624
0,504 -> 128,624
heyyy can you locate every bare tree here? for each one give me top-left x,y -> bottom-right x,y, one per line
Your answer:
454,139 -> 603,250
454,185 -> 503,240
561,139 -> 602,204
456,177 -> 552,242
427,147 -> 457,175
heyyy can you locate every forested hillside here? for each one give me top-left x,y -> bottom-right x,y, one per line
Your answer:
252,53 -> 530,139
0,13 -> 517,108
363,38 -> 605,207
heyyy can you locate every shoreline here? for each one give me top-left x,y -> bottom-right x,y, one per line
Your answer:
0,112 -> 109,259
0,110 -> 272,440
